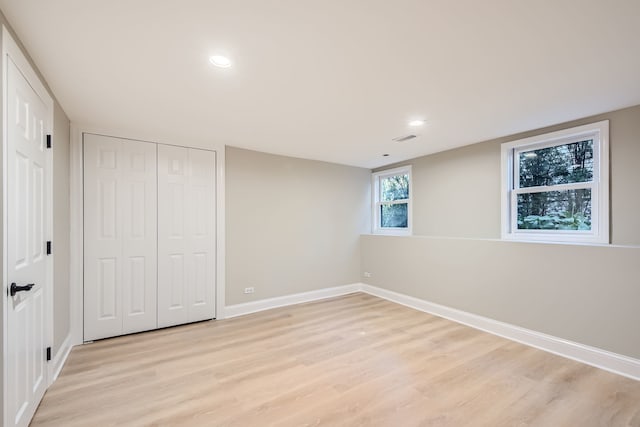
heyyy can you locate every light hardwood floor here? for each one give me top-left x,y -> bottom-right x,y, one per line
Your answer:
32,293 -> 640,426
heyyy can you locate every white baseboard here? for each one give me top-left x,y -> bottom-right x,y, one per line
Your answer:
49,334 -> 74,384
360,284 -> 640,381
223,283 -> 362,318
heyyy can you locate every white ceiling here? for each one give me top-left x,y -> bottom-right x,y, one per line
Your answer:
2,0 -> 639,168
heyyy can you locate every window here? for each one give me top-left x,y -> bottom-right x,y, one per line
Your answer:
501,120 -> 609,244
372,166 -> 412,235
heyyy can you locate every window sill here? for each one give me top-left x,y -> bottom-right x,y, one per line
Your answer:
372,229 -> 412,237
502,231 -> 608,246
361,234 -> 640,249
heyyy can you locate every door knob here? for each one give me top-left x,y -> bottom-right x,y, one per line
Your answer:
10,282 -> 35,297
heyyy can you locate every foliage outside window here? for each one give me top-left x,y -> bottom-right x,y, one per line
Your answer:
501,121 -> 609,244
372,166 -> 412,235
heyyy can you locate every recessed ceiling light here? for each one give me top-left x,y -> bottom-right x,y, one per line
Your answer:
209,55 -> 232,68
408,120 -> 425,127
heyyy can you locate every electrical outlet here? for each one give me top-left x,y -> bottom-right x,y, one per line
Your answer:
363,272 -> 372,278
244,287 -> 255,294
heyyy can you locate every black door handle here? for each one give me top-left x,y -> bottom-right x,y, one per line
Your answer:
10,282 -> 35,297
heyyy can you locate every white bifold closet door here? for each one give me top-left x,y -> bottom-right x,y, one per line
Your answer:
157,145 -> 216,327
83,134 -> 158,341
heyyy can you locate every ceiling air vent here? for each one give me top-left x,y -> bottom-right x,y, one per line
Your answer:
392,134 -> 417,142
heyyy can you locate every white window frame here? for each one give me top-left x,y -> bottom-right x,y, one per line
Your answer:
501,120 -> 609,244
372,165 -> 412,235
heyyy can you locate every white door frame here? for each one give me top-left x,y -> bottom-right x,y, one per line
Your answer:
69,126 -> 226,345
2,25 -> 55,425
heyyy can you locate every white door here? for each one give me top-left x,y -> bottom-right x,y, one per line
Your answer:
6,58 -> 50,427
83,134 -> 157,341
158,145 -> 216,327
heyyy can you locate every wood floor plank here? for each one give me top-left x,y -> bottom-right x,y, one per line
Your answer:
31,293 -> 640,426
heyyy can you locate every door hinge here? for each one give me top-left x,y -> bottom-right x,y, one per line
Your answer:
46,347 -> 51,361
46,241 -> 52,255
46,134 -> 52,149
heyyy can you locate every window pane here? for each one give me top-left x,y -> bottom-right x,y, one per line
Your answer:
381,174 -> 409,201
517,189 -> 591,230
381,203 -> 408,228
519,139 -> 593,188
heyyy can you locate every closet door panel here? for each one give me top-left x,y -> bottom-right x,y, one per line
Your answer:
121,141 -> 157,334
158,146 -> 216,327
83,134 -> 124,340
84,134 -> 157,340
157,145 -> 189,327
187,149 -> 216,322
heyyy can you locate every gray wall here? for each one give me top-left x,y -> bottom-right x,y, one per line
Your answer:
364,104 -> 640,360
0,12 -> 71,420
226,147 -> 370,305
361,235 -> 640,359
